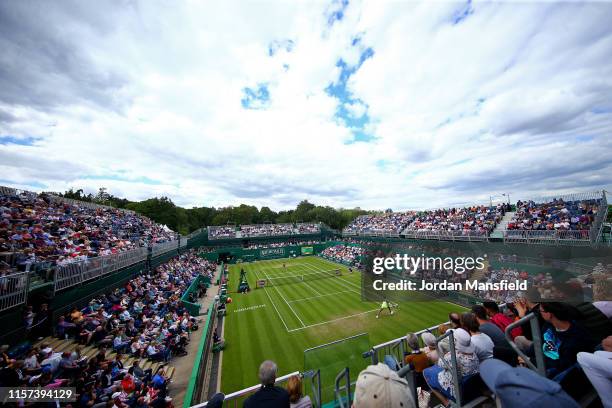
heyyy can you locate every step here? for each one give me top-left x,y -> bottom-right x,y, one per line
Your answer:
166,366 -> 175,379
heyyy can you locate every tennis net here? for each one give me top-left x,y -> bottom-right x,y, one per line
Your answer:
263,269 -> 342,287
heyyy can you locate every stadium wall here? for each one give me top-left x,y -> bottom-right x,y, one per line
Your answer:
198,241 -> 341,263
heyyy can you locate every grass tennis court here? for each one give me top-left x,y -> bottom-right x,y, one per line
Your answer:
220,256 -> 462,397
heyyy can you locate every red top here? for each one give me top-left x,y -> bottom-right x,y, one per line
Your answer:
491,313 -> 522,339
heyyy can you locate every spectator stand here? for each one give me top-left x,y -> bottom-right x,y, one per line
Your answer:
503,190 -> 608,246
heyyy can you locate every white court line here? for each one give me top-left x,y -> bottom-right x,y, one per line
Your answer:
234,304 -> 266,313
287,289 -> 355,304
252,267 -> 291,332
309,259 -> 364,291
287,308 -> 380,332
301,263 -> 362,295
261,267 -> 306,328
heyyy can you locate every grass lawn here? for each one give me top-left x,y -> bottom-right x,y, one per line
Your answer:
219,256 -> 463,401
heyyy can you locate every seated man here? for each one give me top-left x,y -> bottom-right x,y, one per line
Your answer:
113,329 -> 131,353
539,302 -> 596,378
244,360 -> 290,408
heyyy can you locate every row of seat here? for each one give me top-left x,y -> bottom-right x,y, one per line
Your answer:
33,335 -> 176,379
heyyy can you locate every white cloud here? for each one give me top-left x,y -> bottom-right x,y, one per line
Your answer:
1,0 -> 611,211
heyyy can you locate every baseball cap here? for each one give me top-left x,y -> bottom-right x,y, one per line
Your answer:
353,363 -> 415,408
480,359 -> 579,408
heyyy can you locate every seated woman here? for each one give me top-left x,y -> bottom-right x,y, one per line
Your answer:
423,328 -> 479,402
420,332 -> 439,364
404,333 -> 431,390
286,375 -> 312,408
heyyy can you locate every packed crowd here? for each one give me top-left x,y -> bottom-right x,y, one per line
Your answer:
206,298 -> 611,408
208,223 -> 322,240
0,250 -> 217,407
343,196 -> 604,235
344,205 -> 506,235
470,267 -> 532,303
295,223 -> 321,234
409,299 -> 611,407
207,226 -> 237,239
404,204 -> 506,234
508,198 -> 601,231
345,213 -> 417,234
0,190 -> 176,269
244,240 -> 321,249
240,224 -> 294,237
320,244 -> 365,265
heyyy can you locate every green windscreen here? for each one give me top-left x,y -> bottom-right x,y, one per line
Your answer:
301,246 -> 314,255
304,333 -> 370,404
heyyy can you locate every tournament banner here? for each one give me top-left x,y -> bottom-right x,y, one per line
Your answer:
301,246 -> 314,255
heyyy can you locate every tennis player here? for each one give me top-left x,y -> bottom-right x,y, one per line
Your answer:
376,298 -> 394,319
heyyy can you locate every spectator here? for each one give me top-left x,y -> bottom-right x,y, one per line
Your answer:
423,329 -> 479,401
286,375 -> 312,408
471,305 -> 515,365
577,335 -> 612,408
353,363 -> 415,408
514,293 -> 544,353
539,302 -> 595,378
243,360 -> 290,408
482,301 -> 522,339
404,333 -> 430,372
320,245 -> 364,266
420,332 -> 439,363
404,332 -> 430,390
461,312 -> 494,361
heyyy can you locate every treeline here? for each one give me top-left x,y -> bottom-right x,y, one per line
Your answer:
55,188 -> 369,235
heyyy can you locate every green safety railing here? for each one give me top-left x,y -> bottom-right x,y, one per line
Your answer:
181,275 -> 212,316
183,297 -> 218,408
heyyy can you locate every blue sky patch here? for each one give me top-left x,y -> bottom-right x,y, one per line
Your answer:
452,0 -> 474,25
326,45 -> 375,143
0,135 -> 41,146
268,39 -> 294,56
241,83 -> 270,110
0,179 -> 47,189
326,0 -> 349,27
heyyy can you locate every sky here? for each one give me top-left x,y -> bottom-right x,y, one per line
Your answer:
1,0 -> 611,211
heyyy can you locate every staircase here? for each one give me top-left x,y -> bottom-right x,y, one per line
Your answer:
489,211 -> 515,239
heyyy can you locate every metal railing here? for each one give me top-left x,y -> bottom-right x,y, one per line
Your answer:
503,229 -> 593,246
504,313 -> 545,376
151,239 -> 180,257
494,254 -> 595,275
403,229 -> 489,242
190,371 -> 301,407
54,247 -> 148,293
366,323 -> 448,365
0,271 -> 29,312
47,194 -> 136,214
